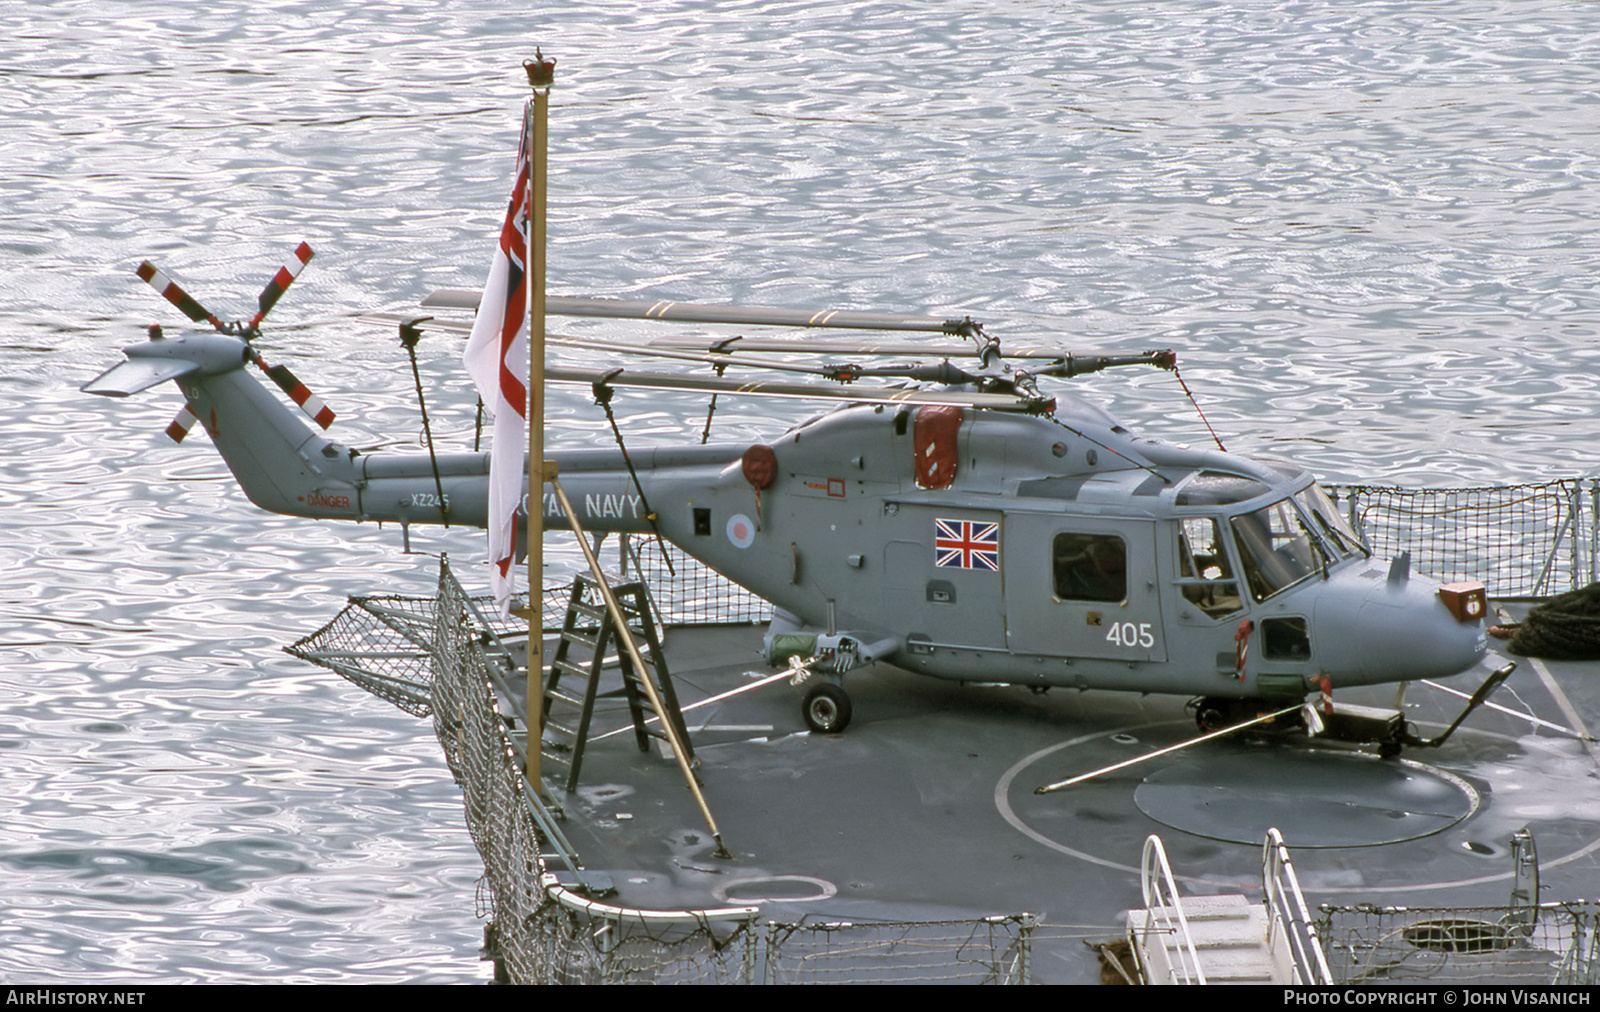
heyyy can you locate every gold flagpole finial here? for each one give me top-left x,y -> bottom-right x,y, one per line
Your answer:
524,50 -> 556,88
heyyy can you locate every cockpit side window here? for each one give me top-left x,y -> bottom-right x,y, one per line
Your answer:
1295,483 -> 1369,559
1231,500 -> 1319,602
1176,517 -> 1243,618
1053,532 -> 1127,602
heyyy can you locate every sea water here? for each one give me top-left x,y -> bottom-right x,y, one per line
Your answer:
3,0 -> 1599,983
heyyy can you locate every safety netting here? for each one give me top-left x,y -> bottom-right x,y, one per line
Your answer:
1329,480 -> 1593,598
616,535 -> 772,626
1317,902 -> 1600,985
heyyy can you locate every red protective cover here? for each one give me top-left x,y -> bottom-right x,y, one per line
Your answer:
913,405 -> 961,490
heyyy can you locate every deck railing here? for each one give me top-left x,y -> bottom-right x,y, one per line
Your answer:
1328,479 -> 1595,598
1135,834 -> 1208,985
1262,828 -> 1334,984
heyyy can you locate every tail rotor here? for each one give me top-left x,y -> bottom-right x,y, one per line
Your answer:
251,348 -> 336,429
135,261 -> 225,331
132,243 -> 337,440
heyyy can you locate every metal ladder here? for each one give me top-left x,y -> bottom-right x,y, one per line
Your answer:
541,574 -> 694,793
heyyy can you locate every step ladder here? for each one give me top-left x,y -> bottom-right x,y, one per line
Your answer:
541,575 -> 694,793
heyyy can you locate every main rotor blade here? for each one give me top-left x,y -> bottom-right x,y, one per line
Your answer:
364,313 -> 1172,391
548,366 -> 1053,414
247,241 -> 314,333
361,313 -> 921,380
422,289 -> 980,336
370,313 -> 975,357
1032,350 -> 1177,376
651,336 -> 1165,363
649,335 -> 983,357
557,337 -> 850,379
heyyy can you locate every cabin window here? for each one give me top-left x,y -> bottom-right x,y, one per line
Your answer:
1230,499 -> 1319,602
1175,517 -> 1242,618
1052,533 -> 1126,602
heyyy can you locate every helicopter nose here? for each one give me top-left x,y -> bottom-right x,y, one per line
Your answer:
1315,566 -> 1488,685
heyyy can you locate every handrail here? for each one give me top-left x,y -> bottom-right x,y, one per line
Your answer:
1261,828 -> 1334,984
1533,491 -> 1579,597
539,870 -> 759,928
1138,834 -> 1207,985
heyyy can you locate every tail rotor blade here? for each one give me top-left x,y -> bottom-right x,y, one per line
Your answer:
135,262 -> 224,331
252,351 -> 336,429
247,241 -> 314,334
166,403 -> 199,443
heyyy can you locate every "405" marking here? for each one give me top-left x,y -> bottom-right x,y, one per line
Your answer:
1105,621 -> 1155,650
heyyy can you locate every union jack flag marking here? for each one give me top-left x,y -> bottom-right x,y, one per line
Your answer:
934,518 -> 1000,571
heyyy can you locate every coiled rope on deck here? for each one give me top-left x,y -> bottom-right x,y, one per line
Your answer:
1502,583 -> 1600,661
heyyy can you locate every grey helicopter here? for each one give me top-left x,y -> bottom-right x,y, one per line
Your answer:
84,243 -> 1506,754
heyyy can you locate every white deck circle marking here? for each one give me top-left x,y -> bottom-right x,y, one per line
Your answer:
713,875 -> 837,904
994,719 -> 1600,895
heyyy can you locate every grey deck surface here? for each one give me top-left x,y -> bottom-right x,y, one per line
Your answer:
520,619 -> 1600,985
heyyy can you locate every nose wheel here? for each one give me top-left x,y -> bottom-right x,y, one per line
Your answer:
802,682 -> 852,734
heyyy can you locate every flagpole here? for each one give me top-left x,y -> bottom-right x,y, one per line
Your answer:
524,53 -> 554,787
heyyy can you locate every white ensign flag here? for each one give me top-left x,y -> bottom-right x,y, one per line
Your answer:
462,107 -> 533,611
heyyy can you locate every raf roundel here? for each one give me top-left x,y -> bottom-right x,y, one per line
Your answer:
726,513 -> 756,549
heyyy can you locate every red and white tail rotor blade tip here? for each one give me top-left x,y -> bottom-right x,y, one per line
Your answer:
253,351 -> 336,429
135,262 -> 224,331
166,403 -> 198,443
248,241 -> 314,333
136,244 -> 333,432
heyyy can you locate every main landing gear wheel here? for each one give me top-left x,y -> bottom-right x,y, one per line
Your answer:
802,683 -> 852,734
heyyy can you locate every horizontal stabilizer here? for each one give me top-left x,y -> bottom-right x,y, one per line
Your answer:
422,289 -> 979,336
82,356 -> 200,397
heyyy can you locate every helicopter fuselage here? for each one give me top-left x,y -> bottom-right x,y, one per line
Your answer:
571,395 -> 1487,700
100,327 -> 1489,705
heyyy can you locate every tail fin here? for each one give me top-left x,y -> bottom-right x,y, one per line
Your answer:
84,330 -> 358,518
